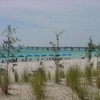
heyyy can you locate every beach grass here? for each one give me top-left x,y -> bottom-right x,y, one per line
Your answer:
47,71 -> 51,81
65,65 -> 89,100
21,67 -> 30,83
29,68 -> 47,100
95,69 -> 100,89
94,92 -> 100,100
92,69 -> 98,77
58,69 -> 65,83
0,74 -> 10,94
65,65 -> 81,87
84,65 -> 92,85
1,60 -> 100,99
54,68 -> 59,83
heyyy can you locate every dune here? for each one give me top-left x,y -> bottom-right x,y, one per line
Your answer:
0,58 -> 98,100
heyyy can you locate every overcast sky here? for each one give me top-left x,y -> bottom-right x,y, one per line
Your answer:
0,0 -> 100,47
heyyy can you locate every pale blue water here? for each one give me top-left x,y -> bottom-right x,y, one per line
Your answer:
0,47 -> 97,61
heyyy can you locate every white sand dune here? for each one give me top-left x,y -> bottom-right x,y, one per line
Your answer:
0,58 -> 98,100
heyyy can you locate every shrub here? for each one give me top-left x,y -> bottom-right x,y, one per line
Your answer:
86,37 -> 94,65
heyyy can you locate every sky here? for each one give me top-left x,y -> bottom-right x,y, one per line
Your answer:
0,0 -> 100,47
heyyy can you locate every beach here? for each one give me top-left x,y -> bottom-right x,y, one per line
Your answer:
12,58 -> 97,74
8,58 -> 87,81
0,58 -> 99,100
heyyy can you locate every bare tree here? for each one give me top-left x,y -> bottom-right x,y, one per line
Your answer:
50,31 -> 64,83
0,25 -> 21,94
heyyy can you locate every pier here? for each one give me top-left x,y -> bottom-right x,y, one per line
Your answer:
25,46 -> 91,51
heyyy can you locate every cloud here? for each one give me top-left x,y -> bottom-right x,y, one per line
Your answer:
0,0 -> 100,46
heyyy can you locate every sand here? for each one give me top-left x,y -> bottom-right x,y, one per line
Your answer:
10,58 -> 98,81
0,58 -> 98,100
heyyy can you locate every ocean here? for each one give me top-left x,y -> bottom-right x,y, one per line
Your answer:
0,47 -> 97,61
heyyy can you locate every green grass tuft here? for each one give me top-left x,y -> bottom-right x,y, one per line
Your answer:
65,65 -> 88,100
84,65 -> 92,85
0,74 -> 10,94
29,68 -> 47,100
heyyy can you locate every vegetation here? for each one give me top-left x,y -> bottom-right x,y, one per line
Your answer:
1,25 -> 21,69
95,69 -> 100,89
58,68 -> 65,82
84,65 -> 92,85
65,64 -> 100,100
50,31 -> 64,83
29,68 -> 47,100
47,71 -> 51,80
1,26 -> 100,99
95,44 -> 100,68
0,25 -> 21,94
93,92 -> 100,100
0,74 -> 10,94
65,65 -> 88,100
66,65 -> 80,88
86,37 -> 94,66
21,67 -> 30,83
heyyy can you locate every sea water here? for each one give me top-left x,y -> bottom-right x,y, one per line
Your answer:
0,47 -> 97,61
